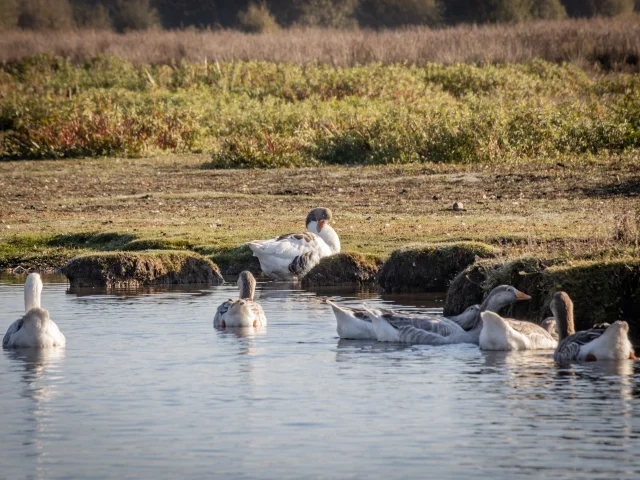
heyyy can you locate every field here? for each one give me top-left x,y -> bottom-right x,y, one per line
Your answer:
1,18 -> 640,273
1,153 -> 640,271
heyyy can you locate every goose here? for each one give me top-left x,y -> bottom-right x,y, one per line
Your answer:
214,271 -> 267,328
551,292 -> 634,362
247,208 -> 340,280
328,301 -> 480,340
479,311 -> 558,351
367,285 -> 531,345
3,273 -> 66,349
539,317 -> 558,340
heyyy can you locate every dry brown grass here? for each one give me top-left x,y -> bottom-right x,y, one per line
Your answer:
1,17 -> 640,69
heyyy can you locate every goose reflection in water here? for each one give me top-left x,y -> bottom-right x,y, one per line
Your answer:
4,347 -> 66,476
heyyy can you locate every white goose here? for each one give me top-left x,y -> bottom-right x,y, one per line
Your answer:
3,273 -> 66,349
328,301 -> 480,340
367,285 -> 531,345
552,291 -> 635,362
214,271 -> 267,328
247,208 -> 340,281
479,311 -> 558,350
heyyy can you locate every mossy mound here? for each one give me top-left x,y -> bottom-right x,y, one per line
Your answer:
378,242 -> 497,293
443,263 -> 491,317
302,253 -> 382,286
444,257 -> 640,332
62,250 -> 224,287
211,245 -> 262,276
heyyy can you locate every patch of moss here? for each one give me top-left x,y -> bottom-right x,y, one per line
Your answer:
302,252 -> 383,286
444,257 -> 640,333
61,250 -> 224,287
210,245 -> 262,276
378,242 -> 497,293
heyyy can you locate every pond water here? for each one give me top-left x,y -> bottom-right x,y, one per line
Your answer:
1,274 -> 640,479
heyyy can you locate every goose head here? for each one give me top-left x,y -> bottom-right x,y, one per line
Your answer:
237,271 -> 257,301
306,207 -> 340,254
449,304 -> 481,330
24,273 -> 43,313
550,291 -> 574,340
306,207 -> 333,233
481,285 -> 531,314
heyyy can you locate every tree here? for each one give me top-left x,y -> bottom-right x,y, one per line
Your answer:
73,1 -> 113,29
0,0 -> 19,30
531,0 -> 567,19
111,0 -> 160,31
238,1 -> 280,32
359,0 -> 443,28
593,0 -> 635,15
490,0 -> 533,23
18,0 -> 75,30
153,0 -> 219,29
296,0 -> 359,28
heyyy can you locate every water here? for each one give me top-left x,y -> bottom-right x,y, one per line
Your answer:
1,275 -> 640,480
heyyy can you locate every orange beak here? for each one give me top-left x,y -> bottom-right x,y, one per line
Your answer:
515,289 -> 532,301
317,220 -> 326,232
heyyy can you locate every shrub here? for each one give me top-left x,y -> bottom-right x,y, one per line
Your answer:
238,2 -> 281,33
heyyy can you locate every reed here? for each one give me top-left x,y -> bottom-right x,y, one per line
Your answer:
1,18 -> 640,70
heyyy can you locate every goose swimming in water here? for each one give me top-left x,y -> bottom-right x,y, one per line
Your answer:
551,292 -> 634,362
3,273 -> 66,349
328,301 -> 480,340
214,271 -> 267,328
367,285 -> 531,345
247,208 -> 340,281
479,311 -> 558,350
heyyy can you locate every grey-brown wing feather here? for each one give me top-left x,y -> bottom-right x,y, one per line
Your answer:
213,299 -> 234,327
277,232 -> 317,242
338,307 -> 437,324
386,314 -> 464,337
396,325 -> 452,345
507,318 -> 556,341
553,327 -> 607,362
288,251 -> 320,277
3,317 -> 23,348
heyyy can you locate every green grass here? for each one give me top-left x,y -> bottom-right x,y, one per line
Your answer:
1,56 -> 639,164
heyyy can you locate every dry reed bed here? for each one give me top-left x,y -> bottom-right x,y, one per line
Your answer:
2,18 -> 640,69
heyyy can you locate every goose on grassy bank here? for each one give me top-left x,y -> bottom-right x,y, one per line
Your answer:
551,292 -> 635,362
3,273 -> 66,349
247,208 -> 340,281
214,271 -> 267,328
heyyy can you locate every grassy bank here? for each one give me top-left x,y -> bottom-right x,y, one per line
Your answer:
1,153 -> 640,271
1,56 -> 639,162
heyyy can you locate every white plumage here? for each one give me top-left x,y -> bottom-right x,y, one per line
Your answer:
214,271 -> 267,328
479,311 -> 558,351
247,208 -> 340,281
3,273 -> 66,349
